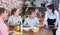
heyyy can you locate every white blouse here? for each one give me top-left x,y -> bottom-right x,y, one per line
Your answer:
44,10 -> 59,25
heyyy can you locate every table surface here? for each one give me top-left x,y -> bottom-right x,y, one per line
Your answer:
22,28 -> 53,35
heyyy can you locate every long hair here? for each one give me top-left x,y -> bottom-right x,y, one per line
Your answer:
11,8 -> 17,15
47,4 -> 55,14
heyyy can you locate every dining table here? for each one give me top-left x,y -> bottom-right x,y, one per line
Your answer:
22,27 -> 53,35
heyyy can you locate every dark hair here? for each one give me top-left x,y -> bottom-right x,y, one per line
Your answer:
47,4 -> 55,14
0,7 -> 5,15
28,10 -> 35,15
11,8 -> 17,15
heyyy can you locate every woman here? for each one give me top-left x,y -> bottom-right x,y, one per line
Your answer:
7,8 -> 22,31
44,4 -> 59,35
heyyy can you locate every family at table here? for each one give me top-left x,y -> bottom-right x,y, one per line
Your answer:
0,4 -> 59,35
23,4 -> 59,35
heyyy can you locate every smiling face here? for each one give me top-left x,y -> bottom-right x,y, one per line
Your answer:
29,12 -> 36,18
28,10 -> 35,18
29,12 -> 35,18
2,11 -> 8,18
14,9 -> 20,16
0,8 -> 8,19
46,4 -> 54,13
46,7 -> 52,13
1,11 -> 6,19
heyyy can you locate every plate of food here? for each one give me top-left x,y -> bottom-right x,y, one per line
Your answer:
23,27 -> 31,31
30,26 -> 40,32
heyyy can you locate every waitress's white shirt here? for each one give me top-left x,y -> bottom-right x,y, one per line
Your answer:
44,10 -> 59,26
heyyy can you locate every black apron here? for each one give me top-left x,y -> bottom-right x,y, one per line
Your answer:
47,18 -> 57,35
47,18 -> 56,30
47,18 -> 56,25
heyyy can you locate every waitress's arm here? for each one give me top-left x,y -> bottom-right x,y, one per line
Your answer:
55,11 -> 59,27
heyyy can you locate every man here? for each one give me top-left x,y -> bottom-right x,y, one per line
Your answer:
0,7 -> 8,35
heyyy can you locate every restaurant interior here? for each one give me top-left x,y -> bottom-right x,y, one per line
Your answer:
0,0 -> 59,35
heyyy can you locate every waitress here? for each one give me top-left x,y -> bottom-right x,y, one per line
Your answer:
44,4 -> 59,35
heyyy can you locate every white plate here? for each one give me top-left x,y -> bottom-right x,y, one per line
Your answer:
23,27 -> 31,31
30,27 -> 39,32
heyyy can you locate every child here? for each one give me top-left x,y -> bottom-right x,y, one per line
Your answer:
7,8 -> 22,32
23,10 -> 40,32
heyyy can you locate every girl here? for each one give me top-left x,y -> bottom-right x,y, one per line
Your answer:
7,8 -> 22,32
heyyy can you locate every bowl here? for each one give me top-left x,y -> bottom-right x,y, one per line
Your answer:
23,27 -> 31,31
31,27 -> 39,32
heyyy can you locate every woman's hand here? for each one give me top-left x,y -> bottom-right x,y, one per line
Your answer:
40,24 -> 45,27
54,23 -> 58,29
